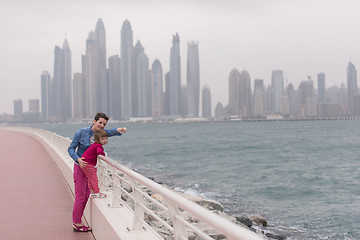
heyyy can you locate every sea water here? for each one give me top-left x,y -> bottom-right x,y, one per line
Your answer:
35,120 -> 360,239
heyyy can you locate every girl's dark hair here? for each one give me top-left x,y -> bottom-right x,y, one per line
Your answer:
94,112 -> 109,121
94,129 -> 108,144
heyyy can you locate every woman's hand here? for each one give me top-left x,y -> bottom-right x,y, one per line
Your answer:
117,127 -> 127,133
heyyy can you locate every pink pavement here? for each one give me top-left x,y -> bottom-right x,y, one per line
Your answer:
0,129 -> 94,240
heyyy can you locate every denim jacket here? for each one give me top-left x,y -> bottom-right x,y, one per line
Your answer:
68,126 -> 122,165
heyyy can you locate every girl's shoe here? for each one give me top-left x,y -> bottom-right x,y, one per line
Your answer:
73,224 -> 92,232
91,192 -> 107,199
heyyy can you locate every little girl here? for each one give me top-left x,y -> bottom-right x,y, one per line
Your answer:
81,129 -> 108,198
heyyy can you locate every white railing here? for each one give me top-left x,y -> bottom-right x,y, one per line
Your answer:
8,127 -> 265,240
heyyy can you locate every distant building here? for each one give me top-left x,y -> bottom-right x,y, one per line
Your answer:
227,68 -> 241,116
108,55 -> 121,120
271,70 -> 284,113
317,103 -> 344,117
150,59 -> 163,119
72,73 -> 84,121
13,99 -> 23,122
317,73 -> 326,104
254,79 -> 264,117
40,71 -> 51,120
347,61 -> 358,114
169,33 -> 181,117
215,102 -> 224,119
29,99 -> 40,112
186,41 -> 200,117
134,41 -> 150,117
52,39 -> 72,122
202,85 -> 211,119
120,20 -> 134,119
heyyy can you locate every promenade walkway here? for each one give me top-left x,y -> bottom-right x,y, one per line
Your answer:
0,129 -> 94,240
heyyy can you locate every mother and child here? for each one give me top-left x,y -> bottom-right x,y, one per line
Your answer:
68,112 -> 127,232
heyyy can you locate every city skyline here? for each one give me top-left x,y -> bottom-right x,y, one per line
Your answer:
2,0 -> 360,114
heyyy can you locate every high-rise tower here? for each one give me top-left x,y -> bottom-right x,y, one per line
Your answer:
151,59 -> 163,118
169,33 -> 181,116
228,68 -> 241,116
40,71 -> 51,120
83,31 -> 97,118
95,18 -> 109,114
317,72 -> 325,104
186,41 -> 200,117
347,61 -> 358,114
239,69 -> 252,117
202,85 -> 211,119
134,40 -> 150,117
108,55 -> 121,120
52,39 -> 72,122
120,20 -> 134,119
271,70 -> 284,113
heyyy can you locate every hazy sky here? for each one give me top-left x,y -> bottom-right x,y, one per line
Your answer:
1,0 -> 359,114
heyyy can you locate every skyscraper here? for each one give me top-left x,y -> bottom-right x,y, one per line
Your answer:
317,72 -> 325,104
134,41 -> 150,117
95,19 -> 109,114
347,61 -> 358,114
254,79 -> 264,116
108,55 -> 121,120
228,68 -> 241,116
186,41 -> 200,117
202,85 -> 211,119
40,71 -> 51,120
169,33 -> 181,116
72,73 -> 84,120
239,69 -> 252,117
120,20 -> 134,119
271,70 -> 284,114
133,41 -> 150,117
52,39 -> 72,122
151,59 -> 163,118
13,99 -> 23,122
83,31 -> 97,118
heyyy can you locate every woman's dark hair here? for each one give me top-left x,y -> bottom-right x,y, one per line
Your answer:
94,129 -> 108,144
94,112 -> 109,121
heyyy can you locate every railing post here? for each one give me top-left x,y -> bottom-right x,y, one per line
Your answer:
110,166 -> 123,207
97,160 -> 107,193
165,201 -> 188,240
129,179 -> 144,231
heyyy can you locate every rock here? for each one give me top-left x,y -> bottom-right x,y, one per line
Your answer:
249,214 -> 267,227
266,232 -> 286,240
151,193 -> 163,201
236,216 -> 253,228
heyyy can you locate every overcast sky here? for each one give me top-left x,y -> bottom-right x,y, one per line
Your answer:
1,0 -> 359,114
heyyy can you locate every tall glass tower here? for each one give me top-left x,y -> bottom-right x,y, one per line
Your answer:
239,69 -> 252,117
271,70 -> 284,113
95,18 -> 109,114
186,41 -> 200,117
169,33 -> 181,116
347,61 -> 358,114
134,41 -> 150,117
202,85 -> 211,119
120,20 -> 134,119
53,39 -> 72,122
151,59 -> 163,118
317,72 -> 325,104
228,68 -> 241,116
40,71 -> 51,120
83,31 -> 97,118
